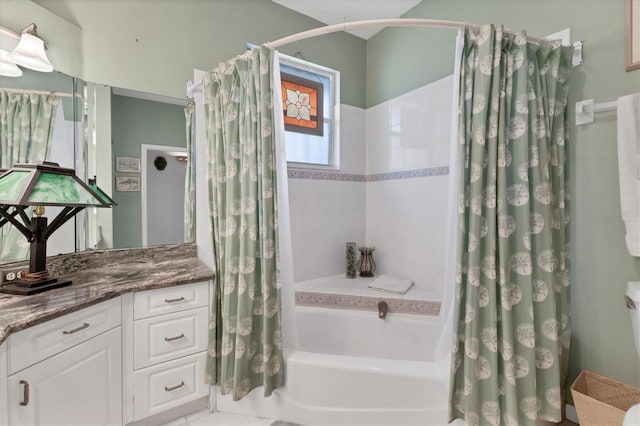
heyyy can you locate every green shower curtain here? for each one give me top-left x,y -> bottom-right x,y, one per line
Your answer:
203,46 -> 284,400
0,90 -> 58,262
449,25 -> 572,425
184,101 -> 194,243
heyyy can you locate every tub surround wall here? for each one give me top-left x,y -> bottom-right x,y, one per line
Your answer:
365,75 -> 453,299
289,76 -> 453,298
365,175 -> 450,298
295,275 -> 441,315
288,178 -> 366,283
365,76 -> 453,175
295,291 -> 440,316
288,105 -> 366,283
0,243 -> 214,345
288,165 -> 448,182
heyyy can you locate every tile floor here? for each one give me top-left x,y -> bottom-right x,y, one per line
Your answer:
160,409 -> 275,426
161,409 -> 579,426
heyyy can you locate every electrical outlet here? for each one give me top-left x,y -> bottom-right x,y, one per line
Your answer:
0,267 -> 26,285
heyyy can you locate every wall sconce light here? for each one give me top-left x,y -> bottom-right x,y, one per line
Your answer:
0,162 -> 115,295
0,49 -> 23,77
0,23 -> 53,77
8,23 -> 53,73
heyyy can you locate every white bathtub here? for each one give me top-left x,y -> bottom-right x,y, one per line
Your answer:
217,305 -> 455,425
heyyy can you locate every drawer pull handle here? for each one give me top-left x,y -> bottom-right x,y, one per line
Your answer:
164,297 -> 185,303
164,333 -> 185,342
164,381 -> 185,392
19,380 -> 29,406
63,323 -> 90,335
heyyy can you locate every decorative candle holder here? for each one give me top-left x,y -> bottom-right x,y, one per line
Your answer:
346,242 -> 357,279
357,246 -> 376,277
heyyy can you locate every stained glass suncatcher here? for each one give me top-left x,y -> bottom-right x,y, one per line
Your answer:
281,72 -> 324,136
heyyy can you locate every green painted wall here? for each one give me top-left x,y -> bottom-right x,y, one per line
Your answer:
367,0 -> 640,389
2,0 -> 366,107
5,0 -> 638,393
111,94 -> 185,249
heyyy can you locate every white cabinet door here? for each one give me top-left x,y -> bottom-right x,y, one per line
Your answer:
8,327 -> 122,426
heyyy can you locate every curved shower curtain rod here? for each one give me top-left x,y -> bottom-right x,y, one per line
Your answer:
264,18 -> 548,49
186,19 -> 551,95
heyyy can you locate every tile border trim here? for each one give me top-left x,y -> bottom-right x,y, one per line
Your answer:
295,291 -> 441,316
366,166 -> 449,181
288,166 -> 449,182
287,169 -> 365,182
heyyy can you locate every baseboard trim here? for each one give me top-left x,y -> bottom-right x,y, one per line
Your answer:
566,403 -> 578,423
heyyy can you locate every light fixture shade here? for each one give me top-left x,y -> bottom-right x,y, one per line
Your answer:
8,32 -> 53,72
0,161 -> 115,295
88,180 -> 117,206
0,49 -> 23,77
0,162 -> 114,207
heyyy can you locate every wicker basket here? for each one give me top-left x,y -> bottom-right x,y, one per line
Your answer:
571,370 -> 640,426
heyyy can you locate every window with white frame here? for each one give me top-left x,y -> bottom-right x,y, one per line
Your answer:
279,54 -> 340,169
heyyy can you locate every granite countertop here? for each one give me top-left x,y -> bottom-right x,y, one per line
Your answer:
0,243 -> 214,345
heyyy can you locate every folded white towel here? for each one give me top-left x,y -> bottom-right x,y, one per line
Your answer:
368,275 -> 414,295
617,93 -> 640,257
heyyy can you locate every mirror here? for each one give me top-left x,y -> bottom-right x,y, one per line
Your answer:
0,68 -> 85,262
0,70 -> 194,264
85,85 -> 194,250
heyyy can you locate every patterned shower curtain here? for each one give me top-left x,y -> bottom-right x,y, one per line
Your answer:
203,46 -> 285,400
0,90 -> 58,262
449,25 -> 572,425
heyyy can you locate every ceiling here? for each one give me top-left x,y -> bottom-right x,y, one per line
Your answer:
271,0 -> 422,39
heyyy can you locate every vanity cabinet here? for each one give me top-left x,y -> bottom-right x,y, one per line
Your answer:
124,281 -> 209,423
6,298 -> 122,425
1,280 -> 212,425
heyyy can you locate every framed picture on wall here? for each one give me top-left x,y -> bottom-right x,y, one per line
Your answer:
627,0 -> 640,71
115,156 -> 141,173
115,176 -> 140,192
281,72 -> 324,136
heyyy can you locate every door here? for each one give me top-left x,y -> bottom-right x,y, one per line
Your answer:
8,327 -> 122,426
140,144 -> 188,247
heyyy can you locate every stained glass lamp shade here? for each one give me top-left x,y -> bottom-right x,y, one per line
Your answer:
0,161 -> 115,295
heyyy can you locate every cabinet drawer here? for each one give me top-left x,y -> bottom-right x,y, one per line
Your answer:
134,307 -> 208,369
133,281 -> 209,319
9,298 -> 121,374
133,351 -> 208,421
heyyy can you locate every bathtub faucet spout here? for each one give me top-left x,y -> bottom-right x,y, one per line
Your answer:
377,301 -> 388,319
